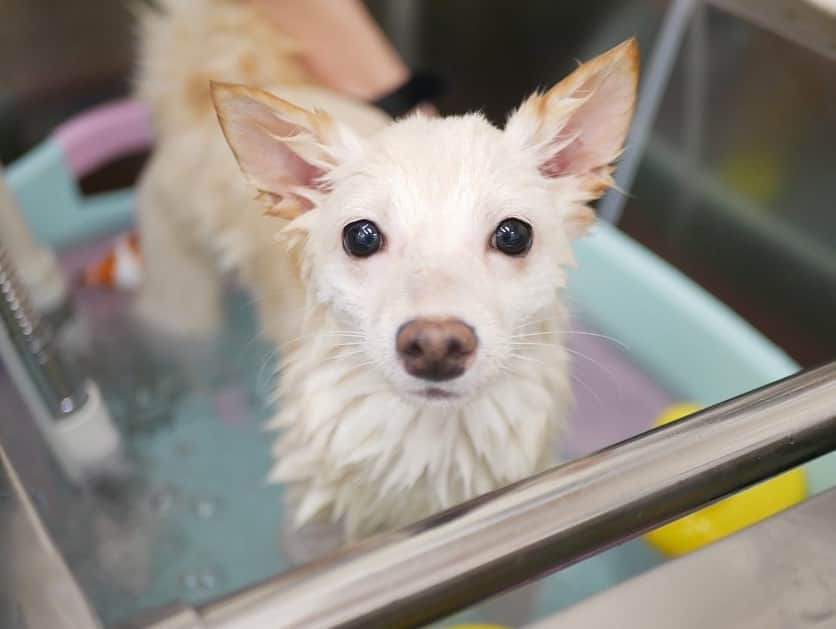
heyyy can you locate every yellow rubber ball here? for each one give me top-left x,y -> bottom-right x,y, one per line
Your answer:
720,150 -> 785,205
655,402 -> 702,425
643,403 -> 808,557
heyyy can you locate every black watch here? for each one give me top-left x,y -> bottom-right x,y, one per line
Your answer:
371,71 -> 446,118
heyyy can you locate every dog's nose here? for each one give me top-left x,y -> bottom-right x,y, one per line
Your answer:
396,318 -> 478,381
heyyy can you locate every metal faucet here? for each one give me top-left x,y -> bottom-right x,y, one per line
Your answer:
0,243 -> 120,484
0,244 -> 87,419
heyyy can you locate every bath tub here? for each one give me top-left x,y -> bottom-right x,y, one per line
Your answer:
5,97 -> 836,627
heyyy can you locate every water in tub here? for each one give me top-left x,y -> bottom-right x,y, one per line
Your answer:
44,236 -> 667,626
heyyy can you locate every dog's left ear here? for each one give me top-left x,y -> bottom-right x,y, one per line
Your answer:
211,82 -> 360,219
506,38 -> 639,237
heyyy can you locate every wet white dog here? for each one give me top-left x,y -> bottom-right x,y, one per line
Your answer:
136,0 -> 637,560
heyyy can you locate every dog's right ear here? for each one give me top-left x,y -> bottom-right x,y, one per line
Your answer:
211,82 -> 359,219
505,39 -> 639,238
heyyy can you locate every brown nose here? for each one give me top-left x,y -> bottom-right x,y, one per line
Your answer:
396,318 -> 478,381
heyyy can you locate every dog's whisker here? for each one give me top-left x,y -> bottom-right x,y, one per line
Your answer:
342,360 -> 375,373
284,330 -> 365,343
332,341 -> 365,349
506,340 -> 616,407
257,349 -> 283,391
512,323 -> 628,351
570,372 -> 606,412
280,332 -> 366,351
508,352 -> 547,368
514,318 -> 557,331
511,330 -> 628,351
509,341 -> 557,348
565,347 -> 623,400
563,331 -> 629,349
322,349 -> 368,364
510,331 -> 558,339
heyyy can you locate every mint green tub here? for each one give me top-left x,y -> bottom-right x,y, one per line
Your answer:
5,98 -> 836,626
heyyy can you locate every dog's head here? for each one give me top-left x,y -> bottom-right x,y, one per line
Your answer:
212,40 -> 638,405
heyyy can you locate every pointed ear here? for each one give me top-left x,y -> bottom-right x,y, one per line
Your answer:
506,38 -> 639,235
211,82 -> 358,219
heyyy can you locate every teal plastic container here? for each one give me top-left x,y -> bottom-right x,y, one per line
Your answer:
6,100 -> 836,625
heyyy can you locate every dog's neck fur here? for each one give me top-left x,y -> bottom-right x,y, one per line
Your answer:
268,303 -> 570,541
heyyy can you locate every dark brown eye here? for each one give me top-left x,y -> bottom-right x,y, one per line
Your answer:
342,220 -> 383,257
492,218 -> 533,256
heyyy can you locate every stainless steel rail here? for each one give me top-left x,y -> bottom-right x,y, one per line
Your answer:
141,361 -> 836,629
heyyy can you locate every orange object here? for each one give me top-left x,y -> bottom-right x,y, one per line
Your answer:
81,231 -> 143,290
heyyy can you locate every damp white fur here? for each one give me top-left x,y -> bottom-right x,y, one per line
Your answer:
135,0 -> 638,547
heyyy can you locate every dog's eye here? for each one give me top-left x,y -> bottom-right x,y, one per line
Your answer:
492,218 -> 533,256
343,220 -> 384,257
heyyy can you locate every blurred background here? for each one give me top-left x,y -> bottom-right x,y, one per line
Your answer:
1,0 -> 834,366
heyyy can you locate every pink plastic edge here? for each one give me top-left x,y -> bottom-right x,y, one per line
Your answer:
52,98 -> 153,179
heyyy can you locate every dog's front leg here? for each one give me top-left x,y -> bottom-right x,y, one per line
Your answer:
134,168 -> 224,340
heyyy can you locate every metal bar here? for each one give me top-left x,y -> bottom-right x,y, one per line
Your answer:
597,0 -> 697,224
708,0 -> 836,63
670,0 -> 706,239
166,362 -> 836,629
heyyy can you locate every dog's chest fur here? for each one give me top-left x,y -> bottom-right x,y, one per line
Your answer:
268,310 -> 570,541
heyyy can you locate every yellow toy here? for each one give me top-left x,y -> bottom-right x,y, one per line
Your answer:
643,403 -> 808,557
